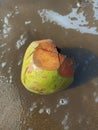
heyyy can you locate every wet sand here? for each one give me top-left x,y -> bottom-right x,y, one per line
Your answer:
0,0 -> 98,130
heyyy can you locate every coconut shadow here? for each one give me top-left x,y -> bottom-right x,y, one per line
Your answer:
59,48 -> 98,89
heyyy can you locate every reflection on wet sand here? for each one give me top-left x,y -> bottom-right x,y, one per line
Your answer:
92,0 -> 98,20
38,8 -> 98,35
0,0 -> 98,130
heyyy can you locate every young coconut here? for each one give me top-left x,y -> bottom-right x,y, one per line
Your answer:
21,39 -> 74,95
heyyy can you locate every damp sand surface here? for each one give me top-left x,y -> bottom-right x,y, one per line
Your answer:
0,0 -> 98,130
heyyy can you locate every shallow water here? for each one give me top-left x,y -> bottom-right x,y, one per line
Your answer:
0,0 -> 98,130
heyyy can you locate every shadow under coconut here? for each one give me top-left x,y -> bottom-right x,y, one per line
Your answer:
60,48 -> 98,89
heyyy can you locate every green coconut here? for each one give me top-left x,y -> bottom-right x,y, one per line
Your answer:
21,40 -> 74,95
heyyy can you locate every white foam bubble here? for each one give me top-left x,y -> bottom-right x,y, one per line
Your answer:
17,59 -> 22,66
95,97 -> 98,103
39,108 -> 44,114
9,75 -> 13,83
1,62 -> 7,68
25,20 -> 31,25
56,98 -> 69,108
2,11 -> 13,38
14,6 -> 20,15
45,108 -> 51,115
29,102 -> 37,112
62,113 -> 69,130
8,66 -> 12,74
16,34 -> 27,49
76,2 -> 81,8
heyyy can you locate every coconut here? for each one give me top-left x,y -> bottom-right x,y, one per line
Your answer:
21,39 -> 74,95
